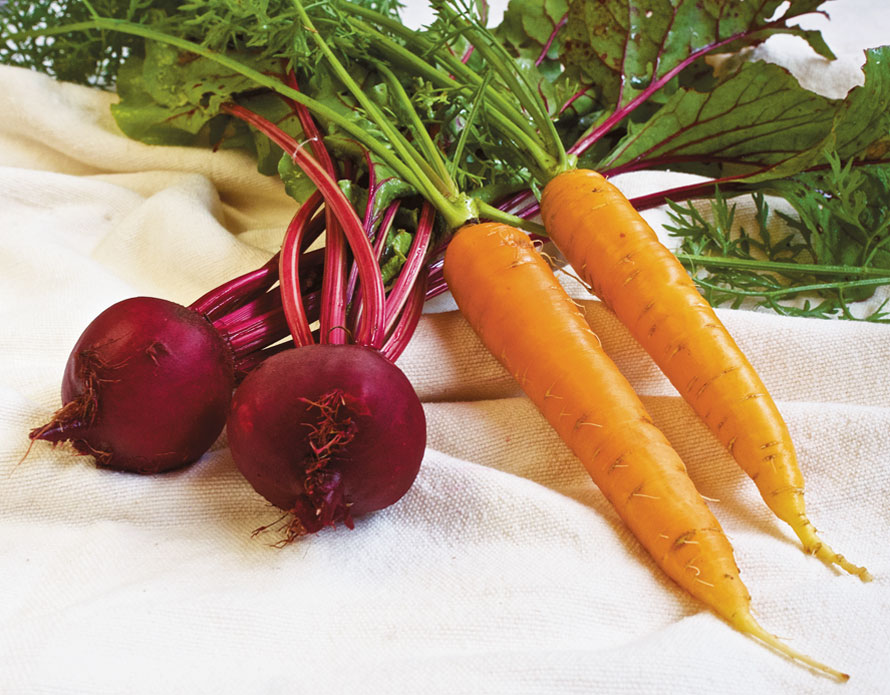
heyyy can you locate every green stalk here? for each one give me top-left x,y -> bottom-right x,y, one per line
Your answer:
289,0 -> 456,213
862,227 -> 890,267
694,276 -> 890,299
473,201 -> 545,235
374,61 -> 456,196
338,4 -> 542,141
678,254 -> 890,279
448,69 -> 491,180
435,1 -> 566,172
345,15 -> 559,180
465,33 -> 567,176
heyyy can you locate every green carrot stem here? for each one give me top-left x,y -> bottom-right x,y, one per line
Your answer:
475,201 -> 546,235
678,254 -> 890,279
448,69 -> 492,180
692,275 -> 890,298
347,16 -> 559,179
374,61 -> 456,195
434,1 -> 565,170
289,0 -> 453,207
340,5 -> 547,145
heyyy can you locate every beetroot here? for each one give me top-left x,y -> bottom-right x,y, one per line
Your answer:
219,101 -> 431,538
226,344 -> 426,536
27,244 -> 330,474
31,297 -> 237,474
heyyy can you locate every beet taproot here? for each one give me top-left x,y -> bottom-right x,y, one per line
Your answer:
227,344 -> 426,536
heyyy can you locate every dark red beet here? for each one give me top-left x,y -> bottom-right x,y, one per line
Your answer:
31,297 -> 235,474
226,344 -> 426,537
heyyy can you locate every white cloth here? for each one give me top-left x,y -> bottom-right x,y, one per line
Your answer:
2,4 -> 889,693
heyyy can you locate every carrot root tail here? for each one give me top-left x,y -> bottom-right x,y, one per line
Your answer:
794,519 -> 872,582
733,612 -> 850,682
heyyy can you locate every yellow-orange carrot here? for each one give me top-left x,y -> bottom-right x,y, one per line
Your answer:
540,169 -> 870,581
444,222 -> 847,680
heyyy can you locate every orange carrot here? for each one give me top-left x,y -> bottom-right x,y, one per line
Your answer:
444,222 -> 847,680
540,169 -> 870,581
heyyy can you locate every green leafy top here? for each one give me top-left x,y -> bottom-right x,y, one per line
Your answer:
424,0 -> 890,190
563,0 -> 834,111
600,46 -> 890,180
3,0 -> 890,322
0,0 -> 180,87
4,0 -> 547,231
666,154 -> 890,321
432,0 -> 890,321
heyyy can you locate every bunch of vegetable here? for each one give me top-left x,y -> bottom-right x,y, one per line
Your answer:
11,0 -> 446,528
3,0 -> 886,681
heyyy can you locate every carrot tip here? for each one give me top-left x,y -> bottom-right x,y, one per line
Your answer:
812,547 -> 873,583
735,613 -> 850,682
795,523 -> 872,582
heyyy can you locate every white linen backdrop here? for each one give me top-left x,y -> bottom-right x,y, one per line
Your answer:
2,2 -> 889,693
